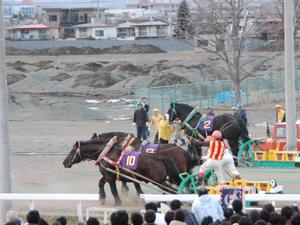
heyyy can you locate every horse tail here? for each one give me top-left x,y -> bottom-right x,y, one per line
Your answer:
236,118 -> 250,143
161,157 -> 181,186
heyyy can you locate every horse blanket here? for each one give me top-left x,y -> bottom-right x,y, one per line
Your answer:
141,144 -> 159,154
197,116 -> 214,132
120,151 -> 141,170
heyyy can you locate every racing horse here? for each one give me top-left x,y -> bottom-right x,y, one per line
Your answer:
168,103 -> 250,162
92,132 -> 198,194
63,135 -> 181,205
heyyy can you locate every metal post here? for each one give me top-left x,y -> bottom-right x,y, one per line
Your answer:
284,0 -> 297,150
0,1 -> 12,224
76,201 -> 83,222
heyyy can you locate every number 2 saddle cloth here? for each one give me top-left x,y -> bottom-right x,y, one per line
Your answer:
197,116 -> 215,132
120,151 -> 141,170
141,144 -> 159,154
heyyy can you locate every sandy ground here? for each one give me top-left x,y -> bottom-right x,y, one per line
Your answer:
8,119 -> 300,218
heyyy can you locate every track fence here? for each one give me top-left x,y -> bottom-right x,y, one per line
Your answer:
134,74 -> 300,113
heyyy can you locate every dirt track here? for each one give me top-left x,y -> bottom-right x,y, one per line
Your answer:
9,120 -> 300,217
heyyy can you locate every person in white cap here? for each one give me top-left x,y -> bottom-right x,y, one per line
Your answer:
275,104 -> 286,123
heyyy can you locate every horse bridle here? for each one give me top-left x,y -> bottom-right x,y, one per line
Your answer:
70,141 -> 103,164
170,102 -> 179,121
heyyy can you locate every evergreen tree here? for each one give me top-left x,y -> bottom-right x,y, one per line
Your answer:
174,0 -> 194,38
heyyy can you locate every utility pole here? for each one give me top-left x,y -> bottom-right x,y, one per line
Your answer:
168,0 -> 172,39
97,0 -> 100,22
0,0 -> 12,224
284,0 -> 297,151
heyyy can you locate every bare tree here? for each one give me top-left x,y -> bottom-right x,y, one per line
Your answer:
272,0 -> 300,38
193,0 -> 279,104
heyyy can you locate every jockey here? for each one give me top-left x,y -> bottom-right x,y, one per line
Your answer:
204,105 -> 215,117
198,130 -> 226,184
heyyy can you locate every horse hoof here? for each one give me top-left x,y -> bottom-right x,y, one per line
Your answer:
114,201 -> 122,206
99,198 -> 105,205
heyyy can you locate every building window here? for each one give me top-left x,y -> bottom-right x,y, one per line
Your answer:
138,26 -> 147,36
117,28 -> 135,37
49,15 -> 58,22
95,30 -> 104,37
79,15 -> 84,22
79,28 -> 87,33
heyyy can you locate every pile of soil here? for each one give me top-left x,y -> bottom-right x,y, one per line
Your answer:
6,44 -> 166,56
149,73 -> 191,87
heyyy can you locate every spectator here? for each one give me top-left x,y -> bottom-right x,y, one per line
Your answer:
52,222 -> 61,225
6,210 -> 22,225
144,210 -> 157,225
148,108 -> 164,143
39,218 -> 49,225
170,210 -> 186,225
239,216 -> 251,225
27,210 -> 40,225
263,203 -> 275,213
223,208 -> 234,222
255,220 -> 267,225
220,222 -> 231,225
87,217 -> 99,225
131,212 -> 144,225
269,212 -> 284,225
230,214 -> 241,224
145,202 -> 166,225
232,200 -> 246,216
291,214 -> 300,225
172,118 -> 186,146
170,199 -> 198,225
201,216 -> 213,225
165,211 -> 175,225
116,210 -> 129,225
158,114 -> 174,144
142,97 -> 150,113
77,223 -> 86,225
274,104 -> 286,123
191,188 -> 223,224
249,210 -> 260,225
56,217 -> 67,225
110,212 -> 118,225
133,102 -> 149,141
5,222 -> 16,225
260,210 -> 270,223
281,206 -> 294,223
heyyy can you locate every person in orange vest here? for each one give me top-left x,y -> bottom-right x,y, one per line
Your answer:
198,130 -> 226,184
275,104 -> 286,123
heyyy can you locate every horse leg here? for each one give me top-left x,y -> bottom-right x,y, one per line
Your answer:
98,177 -> 106,205
108,180 -> 122,206
121,180 -> 129,196
133,182 -> 144,196
228,139 -> 239,166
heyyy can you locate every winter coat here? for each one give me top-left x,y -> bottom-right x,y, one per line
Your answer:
191,194 -> 224,224
133,108 -> 149,127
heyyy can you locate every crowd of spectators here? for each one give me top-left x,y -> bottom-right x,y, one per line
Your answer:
5,188 -> 300,225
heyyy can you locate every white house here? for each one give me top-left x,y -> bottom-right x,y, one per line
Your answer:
73,23 -> 117,40
6,24 -> 60,40
117,19 -> 168,40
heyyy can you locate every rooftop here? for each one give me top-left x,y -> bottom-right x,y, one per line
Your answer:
73,23 -> 114,28
7,24 -> 59,30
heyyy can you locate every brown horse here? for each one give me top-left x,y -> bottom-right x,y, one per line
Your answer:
63,135 -> 181,205
93,132 -> 199,194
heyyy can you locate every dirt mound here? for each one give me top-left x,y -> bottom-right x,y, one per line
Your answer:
6,44 -> 166,56
7,73 -> 26,85
73,72 -> 120,88
101,44 -> 166,54
50,73 -> 72,82
149,73 -> 191,87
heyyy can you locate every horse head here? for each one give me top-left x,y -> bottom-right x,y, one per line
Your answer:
168,102 -> 195,122
63,140 -> 83,168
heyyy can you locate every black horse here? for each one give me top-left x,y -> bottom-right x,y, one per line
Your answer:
168,103 -> 250,161
63,135 -> 181,205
